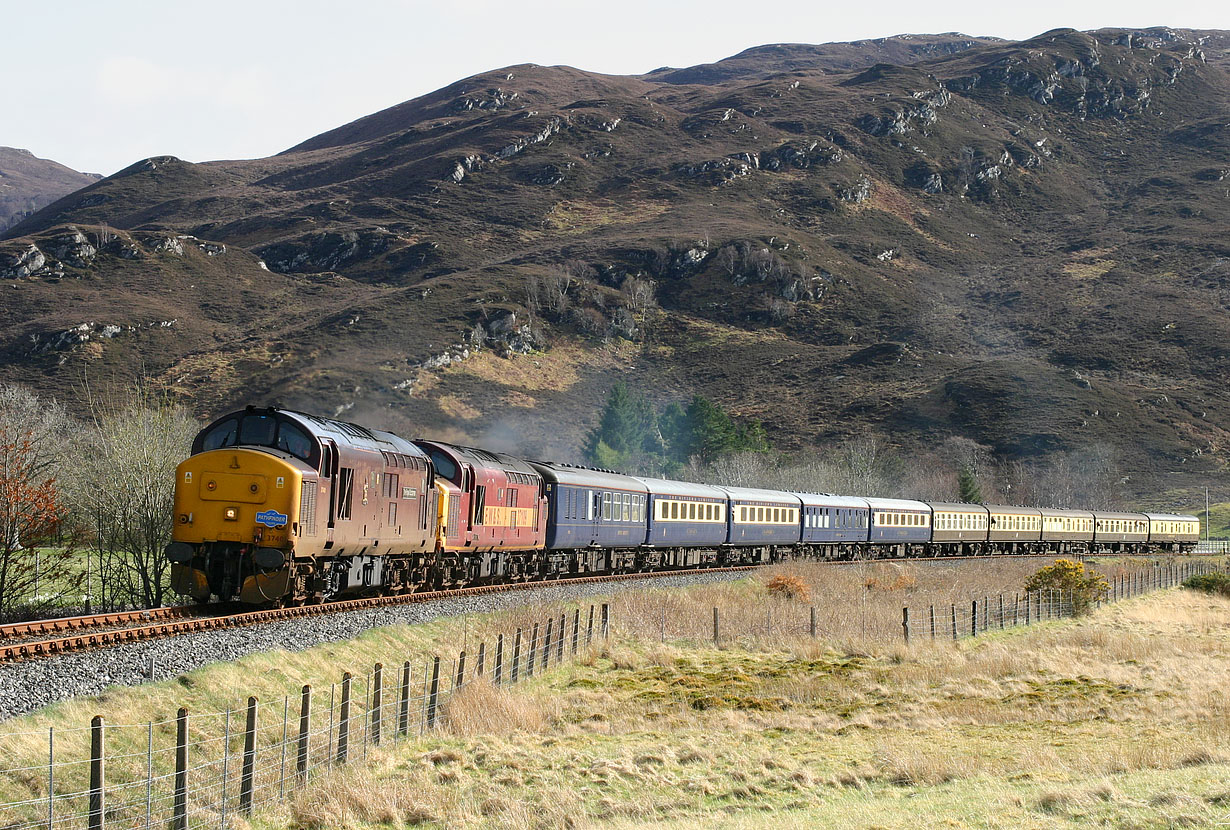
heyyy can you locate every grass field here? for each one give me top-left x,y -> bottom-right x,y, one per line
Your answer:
1,557 -> 1226,829
254,581 -> 1230,829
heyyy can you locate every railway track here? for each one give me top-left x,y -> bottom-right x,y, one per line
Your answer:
0,565 -> 766,663
0,550 -> 1187,664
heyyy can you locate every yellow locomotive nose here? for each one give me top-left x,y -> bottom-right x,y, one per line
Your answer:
169,448 -> 302,601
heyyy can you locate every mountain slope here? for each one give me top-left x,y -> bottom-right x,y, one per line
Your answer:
0,148 -> 99,233
2,27 -> 1229,502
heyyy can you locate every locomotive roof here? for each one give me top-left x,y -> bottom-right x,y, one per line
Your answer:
793,493 -> 870,509
863,497 -> 931,511
527,462 -> 648,492
717,486 -> 802,505
285,409 -> 425,456
415,440 -> 540,477
198,407 -> 427,458
631,476 -> 727,499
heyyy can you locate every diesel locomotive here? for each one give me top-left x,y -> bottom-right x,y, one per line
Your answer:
165,406 -> 1201,605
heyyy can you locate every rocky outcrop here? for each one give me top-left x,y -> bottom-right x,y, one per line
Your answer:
48,228 -> 96,267
856,87 -> 951,136
257,229 -> 394,273
451,87 -> 520,113
0,244 -> 47,278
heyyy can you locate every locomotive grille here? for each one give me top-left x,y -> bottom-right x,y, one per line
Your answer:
447,494 -> 461,538
299,481 -> 318,536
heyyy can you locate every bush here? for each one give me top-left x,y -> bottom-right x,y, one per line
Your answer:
765,572 -> 811,603
1182,571 -> 1230,598
1024,559 -> 1109,615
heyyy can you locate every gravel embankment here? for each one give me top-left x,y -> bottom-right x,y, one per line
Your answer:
0,570 -> 750,721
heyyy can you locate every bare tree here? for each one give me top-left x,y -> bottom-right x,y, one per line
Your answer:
65,386 -> 198,609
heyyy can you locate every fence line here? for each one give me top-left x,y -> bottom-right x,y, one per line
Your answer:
901,559 -> 1212,643
0,602 -> 610,830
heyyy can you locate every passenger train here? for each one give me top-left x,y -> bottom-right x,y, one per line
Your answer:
164,407 -> 1201,605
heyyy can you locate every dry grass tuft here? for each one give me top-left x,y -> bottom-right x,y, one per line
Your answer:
439,679 -> 547,737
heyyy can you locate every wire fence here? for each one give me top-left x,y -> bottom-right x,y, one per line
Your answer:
0,603 -> 610,830
900,559 -> 1215,644
1194,541 -> 1230,555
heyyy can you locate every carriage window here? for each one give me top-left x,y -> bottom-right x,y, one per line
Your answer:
671,501 -> 679,519
201,418 -> 238,451
602,492 -> 611,521
622,494 -> 630,522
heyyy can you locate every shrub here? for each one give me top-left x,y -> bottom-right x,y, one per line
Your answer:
1182,571 -> 1230,598
765,572 -> 811,603
1024,559 -> 1109,615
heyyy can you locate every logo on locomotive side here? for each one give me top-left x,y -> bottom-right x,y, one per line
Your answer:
255,510 -> 289,528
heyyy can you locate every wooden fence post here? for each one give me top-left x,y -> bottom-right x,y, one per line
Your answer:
511,629 -> 521,682
456,651 -> 466,689
173,709 -> 188,830
89,716 -> 104,830
602,603 -> 610,639
713,607 -> 720,646
495,633 -> 505,685
950,604 -> 957,640
398,664 -> 411,736
902,607 -> 910,644
572,609 -> 580,654
971,599 -> 978,636
587,605 -> 595,644
557,613 -> 566,663
371,663 -> 383,746
929,605 -> 935,639
337,673 -> 352,763
810,606 -> 817,638
240,696 -> 257,814
542,620 -> 552,670
297,686 -> 311,780
427,657 -> 441,729
528,623 -> 539,677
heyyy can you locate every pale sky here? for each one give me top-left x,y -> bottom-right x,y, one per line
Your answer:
3,0 -> 1227,175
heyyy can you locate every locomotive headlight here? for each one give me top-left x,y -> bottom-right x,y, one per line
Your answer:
178,513 -> 189,524
224,507 -> 239,521
207,480 -> 217,491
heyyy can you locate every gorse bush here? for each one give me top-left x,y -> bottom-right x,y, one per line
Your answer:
1182,571 -> 1230,598
1024,559 -> 1109,615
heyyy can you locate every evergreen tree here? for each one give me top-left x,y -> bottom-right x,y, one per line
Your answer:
583,383 -> 656,470
958,465 -> 983,503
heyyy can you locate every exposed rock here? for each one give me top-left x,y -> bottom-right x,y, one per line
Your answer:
1,244 -> 46,278
48,228 -> 96,267
257,229 -> 394,273
838,175 -> 873,203
198,241 -> 226,256
923,173 -> 943,193
856,87 -> 950,136
450,154 -> 482,183
494,118 -> 562,160
451,87 -> 519,113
